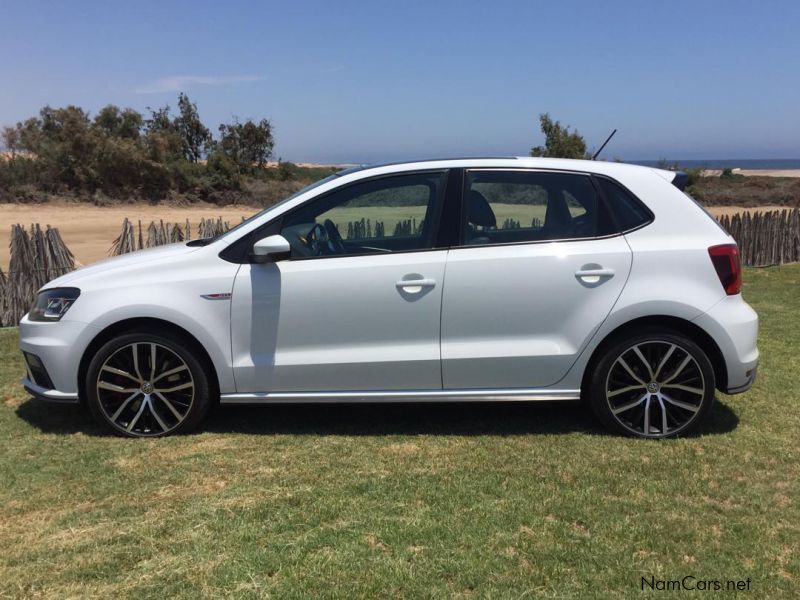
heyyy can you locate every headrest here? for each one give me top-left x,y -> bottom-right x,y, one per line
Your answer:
544,190 -> 572,231
468,190 -> 496,227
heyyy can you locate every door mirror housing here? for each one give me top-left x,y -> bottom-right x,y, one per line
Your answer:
251,235 -> 291,263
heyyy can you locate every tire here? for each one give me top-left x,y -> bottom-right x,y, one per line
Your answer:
85,330 -> 213,437
586,330 -> 715,439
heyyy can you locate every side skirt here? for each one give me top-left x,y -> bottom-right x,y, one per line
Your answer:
219,388 -> 581,405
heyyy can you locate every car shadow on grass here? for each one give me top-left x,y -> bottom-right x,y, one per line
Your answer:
16,396 -> 739,438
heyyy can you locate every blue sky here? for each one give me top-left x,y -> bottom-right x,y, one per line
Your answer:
1,0 -> 798,163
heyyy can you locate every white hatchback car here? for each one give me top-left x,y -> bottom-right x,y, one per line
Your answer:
19,157 -> 758,439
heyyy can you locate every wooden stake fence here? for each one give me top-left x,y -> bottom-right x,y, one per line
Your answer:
2,224 -> 75,326
109,217 -> 231,256
2,209 -> 800,327
716,208 -> 800,267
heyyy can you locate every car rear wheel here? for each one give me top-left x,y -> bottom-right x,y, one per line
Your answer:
587,331 -> 715,439
85,330 -> 212,437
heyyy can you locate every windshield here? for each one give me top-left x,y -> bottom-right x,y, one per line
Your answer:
197,174 -> 342,245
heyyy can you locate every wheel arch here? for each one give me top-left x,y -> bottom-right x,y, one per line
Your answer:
581,315 -> 728,393
77,317 -> 220,403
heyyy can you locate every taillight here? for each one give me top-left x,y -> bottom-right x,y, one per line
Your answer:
708,244 -> 742,295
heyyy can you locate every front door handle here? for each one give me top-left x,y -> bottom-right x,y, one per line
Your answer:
575,268 -> 615,278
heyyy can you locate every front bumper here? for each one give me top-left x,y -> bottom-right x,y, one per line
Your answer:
21,376 -> 80,403
18,315 -> 96,401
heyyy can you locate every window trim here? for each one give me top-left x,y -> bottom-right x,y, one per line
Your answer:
221,169 -> 451,264
454,167 -> 620,250
435,168 -> 464,248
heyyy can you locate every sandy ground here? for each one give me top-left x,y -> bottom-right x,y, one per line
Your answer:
702,169 -> 800,178
0,201 -> 797,270
0,202 -> 259,269
703,205 -> 793,217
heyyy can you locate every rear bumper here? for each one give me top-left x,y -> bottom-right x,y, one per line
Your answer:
692,294 -> 759,394
725,366 -> 757,394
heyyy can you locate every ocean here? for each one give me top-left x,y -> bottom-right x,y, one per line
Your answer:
631,158 -> 800,170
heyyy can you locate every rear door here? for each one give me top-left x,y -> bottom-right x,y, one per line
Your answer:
440,169 -> 632,389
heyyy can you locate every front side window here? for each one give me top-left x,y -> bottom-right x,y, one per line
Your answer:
281,172 -> 446,258
462,170 -> 613,246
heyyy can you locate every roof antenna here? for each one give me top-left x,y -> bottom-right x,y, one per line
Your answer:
592,128 -> 617,160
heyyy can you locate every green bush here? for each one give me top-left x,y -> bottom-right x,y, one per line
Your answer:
206,151 -> 241,191
139,160 -> 172,200
684,167 -> 704,187
0,95 -> 283,204
0,156 -> 41,192
720,168 -> 745,182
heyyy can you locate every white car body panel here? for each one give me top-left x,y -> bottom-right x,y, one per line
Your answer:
23,242 -> 240,395
230,251 -> 447,392
17,157 -> 759,409
441,235 -> 632,388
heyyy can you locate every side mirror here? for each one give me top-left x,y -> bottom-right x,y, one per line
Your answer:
251,234 -> 291,263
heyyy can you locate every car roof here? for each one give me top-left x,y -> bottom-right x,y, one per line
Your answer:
336,157 -> 676,183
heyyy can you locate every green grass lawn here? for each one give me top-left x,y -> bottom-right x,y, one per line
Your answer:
1,266 -> 798,598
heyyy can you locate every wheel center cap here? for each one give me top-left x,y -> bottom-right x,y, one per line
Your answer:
647,382 -> 660,394
141,382 -> 154,394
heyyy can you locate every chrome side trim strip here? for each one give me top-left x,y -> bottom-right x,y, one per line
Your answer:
220,388 -> 581,405
21,377 -> 80,403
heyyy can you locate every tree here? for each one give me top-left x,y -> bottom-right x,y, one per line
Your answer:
0,94 -> 277,200
530,113 -> 588,159
143,105 -> 182,163
8,105 -> 99,190
92,105 -> 143,139
2,126 -> 20,156
174,93 -> 212,162
218,117 -> 274,171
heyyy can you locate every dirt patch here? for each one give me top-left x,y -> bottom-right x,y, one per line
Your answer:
704,205 -> 793,217
703,169 -> 800,178
0,202 -> 259,269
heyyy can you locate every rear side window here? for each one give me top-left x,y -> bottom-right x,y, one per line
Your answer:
461,170 -> 615,246
596,177 -> 652,231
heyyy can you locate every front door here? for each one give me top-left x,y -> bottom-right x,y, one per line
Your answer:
231,171 -> 449,393
441,169 -> 633,389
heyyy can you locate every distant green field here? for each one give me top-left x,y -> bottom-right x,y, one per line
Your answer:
323,203 -> 581,239
0,266 -> 798,598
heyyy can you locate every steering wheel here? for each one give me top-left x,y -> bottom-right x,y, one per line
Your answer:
305,221 -> 345,256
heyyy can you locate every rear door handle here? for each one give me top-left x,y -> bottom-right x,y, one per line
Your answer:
396,278 -> 436,289
575,267 -> 615,285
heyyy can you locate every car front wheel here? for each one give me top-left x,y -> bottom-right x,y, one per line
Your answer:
587,331 -> 716,439
85,330 -> 212,437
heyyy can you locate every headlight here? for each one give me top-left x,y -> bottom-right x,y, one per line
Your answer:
28,287 -> 81,322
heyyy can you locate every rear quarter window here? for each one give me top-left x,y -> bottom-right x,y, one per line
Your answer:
596,177 -> 653,232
